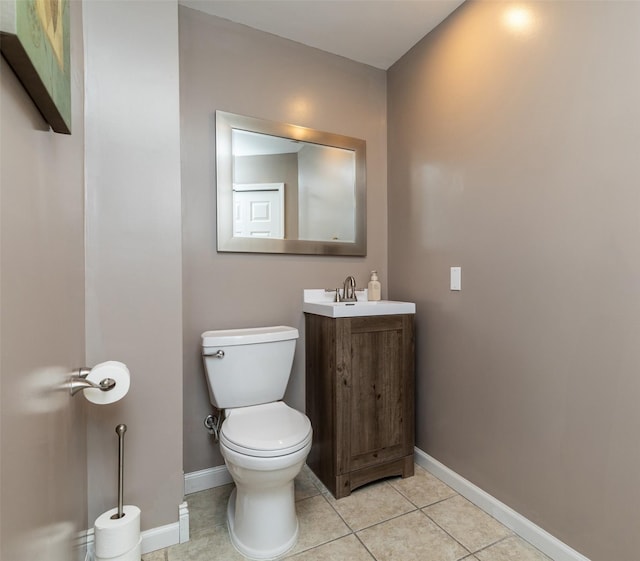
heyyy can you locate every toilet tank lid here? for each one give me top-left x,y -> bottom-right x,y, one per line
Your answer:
202,325 -> 298,348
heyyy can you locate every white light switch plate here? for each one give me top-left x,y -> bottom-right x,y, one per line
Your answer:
450,267 -> 461,291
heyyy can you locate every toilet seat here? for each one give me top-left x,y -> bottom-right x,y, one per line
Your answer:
220,401 -> 312,458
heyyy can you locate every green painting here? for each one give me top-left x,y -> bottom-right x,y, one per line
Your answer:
1,0 -> 71,134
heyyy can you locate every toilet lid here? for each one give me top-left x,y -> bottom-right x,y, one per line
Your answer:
220,401 -> 312,458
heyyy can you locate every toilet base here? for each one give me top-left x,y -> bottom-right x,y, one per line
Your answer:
227,488 -> 298,560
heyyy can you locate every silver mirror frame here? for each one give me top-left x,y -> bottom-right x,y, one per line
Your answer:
216,111 -> 367,256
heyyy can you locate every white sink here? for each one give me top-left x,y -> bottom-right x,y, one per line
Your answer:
303,289 -> 416,318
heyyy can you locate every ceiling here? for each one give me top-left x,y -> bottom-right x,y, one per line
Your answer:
178,0 -> 465,70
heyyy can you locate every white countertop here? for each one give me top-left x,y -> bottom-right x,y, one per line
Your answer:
303,289 -> 416,318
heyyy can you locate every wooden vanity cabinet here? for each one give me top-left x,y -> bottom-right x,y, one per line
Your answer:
304,313 -> 415,499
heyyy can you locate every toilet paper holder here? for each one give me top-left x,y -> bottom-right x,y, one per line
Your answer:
67,367 -> 116,396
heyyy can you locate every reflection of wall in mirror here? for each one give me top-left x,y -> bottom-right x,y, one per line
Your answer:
298,145 -> 356,242
234,153 -> 299,238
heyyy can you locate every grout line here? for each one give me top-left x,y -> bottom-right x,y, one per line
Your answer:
422,492 -> 518,549
417,503 -> 474,557
419,497 -> 517,558
469,534 -> 553,560
281,494 -> 353,559
470,534 -> 513,557
353,532 -> 378,561
350,505 -> 420,534
321,493 -> 354,530
325,479 -> 423,533
282,534 -> 346,560
283,533 -> 375,560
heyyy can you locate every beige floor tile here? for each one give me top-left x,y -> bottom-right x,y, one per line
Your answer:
186,483 -> 234,539
357,510 -> 469,561
142,550 -> 166,561
285,534 -> 374,560
166,526 -> 247,561
476,536 -> 552,561
389,464 -> 457,507
285,494 -> 351,556
303,466 -> 331,495
324,481 -> 416,531
424,495 -> 512,552
295,466 -> 322,501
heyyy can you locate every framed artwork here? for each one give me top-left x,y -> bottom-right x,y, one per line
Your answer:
1,0 -> 71,134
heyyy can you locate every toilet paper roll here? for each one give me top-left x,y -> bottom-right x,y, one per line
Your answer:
84,361 -> 130,405
95,536 -> 141,561
94,505 -> 141,559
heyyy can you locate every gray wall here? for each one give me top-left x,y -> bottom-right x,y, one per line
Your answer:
387,1 -> 640,560
0,2 -> 87,560
83,1 -> 184,530
179,7 -> 388,473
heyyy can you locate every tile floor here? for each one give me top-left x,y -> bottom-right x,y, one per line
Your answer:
142,464 -> 552,561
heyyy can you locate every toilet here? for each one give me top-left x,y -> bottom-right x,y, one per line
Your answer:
201,325 -> 312,560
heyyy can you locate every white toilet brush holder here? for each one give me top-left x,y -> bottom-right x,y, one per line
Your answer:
94,424 -> 141,561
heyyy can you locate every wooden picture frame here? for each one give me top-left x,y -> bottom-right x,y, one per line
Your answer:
1,0 -> 71,134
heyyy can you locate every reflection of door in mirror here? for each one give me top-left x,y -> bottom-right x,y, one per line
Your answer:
233,130 -> 299,239
233,183 -> 284,239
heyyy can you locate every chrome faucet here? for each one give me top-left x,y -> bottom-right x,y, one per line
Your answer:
341,275 -> 358,302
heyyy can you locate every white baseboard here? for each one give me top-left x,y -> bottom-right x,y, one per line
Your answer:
140,522 -> 180,554
76,528 -> 93,561
184,464 -> 232,494
179,501 -> 190,544
414,447 -> 591,561
75,528 -> 92,561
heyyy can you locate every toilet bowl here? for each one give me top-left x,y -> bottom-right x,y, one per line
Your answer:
201,326 -> 312,560
220,401 -> 312,559
220,401 -> 311,559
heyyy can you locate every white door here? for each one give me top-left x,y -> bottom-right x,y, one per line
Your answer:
233,183 -> 285,238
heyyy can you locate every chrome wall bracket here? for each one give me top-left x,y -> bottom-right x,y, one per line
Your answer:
66,367 -> 116,396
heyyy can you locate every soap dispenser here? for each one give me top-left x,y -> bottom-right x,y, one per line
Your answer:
368,271 -> 381,301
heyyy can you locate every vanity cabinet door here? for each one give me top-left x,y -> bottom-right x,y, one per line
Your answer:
345,316 -> 414,472
305,313 -> 415,499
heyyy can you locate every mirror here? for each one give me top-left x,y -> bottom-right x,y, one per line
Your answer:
216,111 -> 366,256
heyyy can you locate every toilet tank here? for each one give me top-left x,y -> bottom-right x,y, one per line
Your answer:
201,325 -> 299,409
